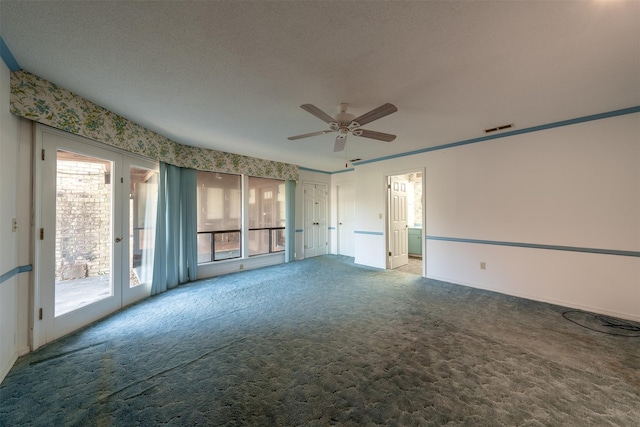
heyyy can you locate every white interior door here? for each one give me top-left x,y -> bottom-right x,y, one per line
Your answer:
34,127 -> 158,347
388,175 -> 409,269
303,182 -> 327,258
337,182 -> 355,257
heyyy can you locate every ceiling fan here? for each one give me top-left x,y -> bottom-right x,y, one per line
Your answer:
288,102 -> 398,152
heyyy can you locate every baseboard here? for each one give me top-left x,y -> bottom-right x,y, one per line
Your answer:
0,351 -> 17,385
426,275 -> 640,323
18,345 -> 30,357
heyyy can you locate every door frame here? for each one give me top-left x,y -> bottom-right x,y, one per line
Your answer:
384,168 -> 426,276
32,125 -> 158,350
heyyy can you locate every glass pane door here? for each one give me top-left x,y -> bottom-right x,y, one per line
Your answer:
36,128 -> 123,345
123,161 -> 159,305
55,150 -> 114,316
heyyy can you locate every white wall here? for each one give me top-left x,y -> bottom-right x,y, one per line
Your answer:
0,61 -> 20,382
352,113 -> 640,321
15,118 -> 31,357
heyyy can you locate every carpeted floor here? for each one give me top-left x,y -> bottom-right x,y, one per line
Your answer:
1,255 -> 639,426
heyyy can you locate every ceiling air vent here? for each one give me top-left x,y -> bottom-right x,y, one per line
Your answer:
484,123 -> 514,134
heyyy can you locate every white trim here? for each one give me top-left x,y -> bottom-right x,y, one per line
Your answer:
197,253 -> 285,279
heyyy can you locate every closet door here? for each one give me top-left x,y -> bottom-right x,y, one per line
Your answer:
303,182 -> 327,258
337,182 -> 355,257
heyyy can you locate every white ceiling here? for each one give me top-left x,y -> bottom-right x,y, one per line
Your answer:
2,1 -> 638,172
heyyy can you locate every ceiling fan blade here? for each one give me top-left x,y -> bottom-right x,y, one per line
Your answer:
300,104 -> 336,124
352,103 -> 398,126
334,135 -> 346,152
356,129 -> 397,142
287,130 -> 332,140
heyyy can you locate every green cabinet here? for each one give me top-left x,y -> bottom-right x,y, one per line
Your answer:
408,227 -> 422,256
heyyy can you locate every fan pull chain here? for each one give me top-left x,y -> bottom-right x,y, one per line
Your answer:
345,144 -> 348,168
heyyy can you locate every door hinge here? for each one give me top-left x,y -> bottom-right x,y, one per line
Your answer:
389,251 -> 392,256
39,308 -> 43,320
41,149 -> 45,161
40,228 -> 44,240
121,177 -> 124,183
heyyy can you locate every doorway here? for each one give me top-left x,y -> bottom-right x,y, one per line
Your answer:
34,126 -> 158,348
386,171 -> 424,275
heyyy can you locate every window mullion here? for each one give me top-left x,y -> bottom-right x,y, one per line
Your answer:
242,174 -> 249,259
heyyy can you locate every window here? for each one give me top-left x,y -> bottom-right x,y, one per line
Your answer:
248,177 -> 285,256
196,172 -> 241,262
196,173 -> 286,264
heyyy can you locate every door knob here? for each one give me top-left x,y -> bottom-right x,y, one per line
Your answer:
115,237 -> 122,243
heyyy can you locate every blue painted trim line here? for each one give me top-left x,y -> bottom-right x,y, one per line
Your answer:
299,166 -> 331,175
354,106 -> 640,166
0,37 -> 20,71
354,230 -> 384,236
0,265 -> 33,286
426,236 -> 640,258
332,168 -> 355,174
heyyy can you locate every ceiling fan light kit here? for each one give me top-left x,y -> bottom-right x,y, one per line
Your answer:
289,102 -> 398,152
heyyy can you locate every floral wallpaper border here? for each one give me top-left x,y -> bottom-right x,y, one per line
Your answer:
10,70 -> 299,181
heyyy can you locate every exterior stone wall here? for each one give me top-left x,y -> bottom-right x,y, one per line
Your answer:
55,160 -> 111,281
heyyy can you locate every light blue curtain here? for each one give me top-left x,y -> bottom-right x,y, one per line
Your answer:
180,168 -> 198,282
151,163 -> 198,295
285,180 -> 296,263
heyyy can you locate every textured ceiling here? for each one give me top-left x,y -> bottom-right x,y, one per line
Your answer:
2,0 -> 639,172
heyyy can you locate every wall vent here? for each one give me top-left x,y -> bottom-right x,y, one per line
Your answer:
484,123 -> 514,134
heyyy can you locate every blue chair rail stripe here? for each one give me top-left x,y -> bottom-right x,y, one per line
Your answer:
426,236 -> 640,258
354,231 -> 384,236
0,265 -> 33,286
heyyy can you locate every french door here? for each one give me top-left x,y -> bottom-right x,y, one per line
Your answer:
34,126 -> 158,348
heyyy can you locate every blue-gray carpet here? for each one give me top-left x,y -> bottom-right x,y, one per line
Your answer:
1,255 -> 639,426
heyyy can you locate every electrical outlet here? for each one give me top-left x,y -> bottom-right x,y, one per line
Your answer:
12,218 -> 17,232
480,262 -> 486,270
239,264 -> 244,271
